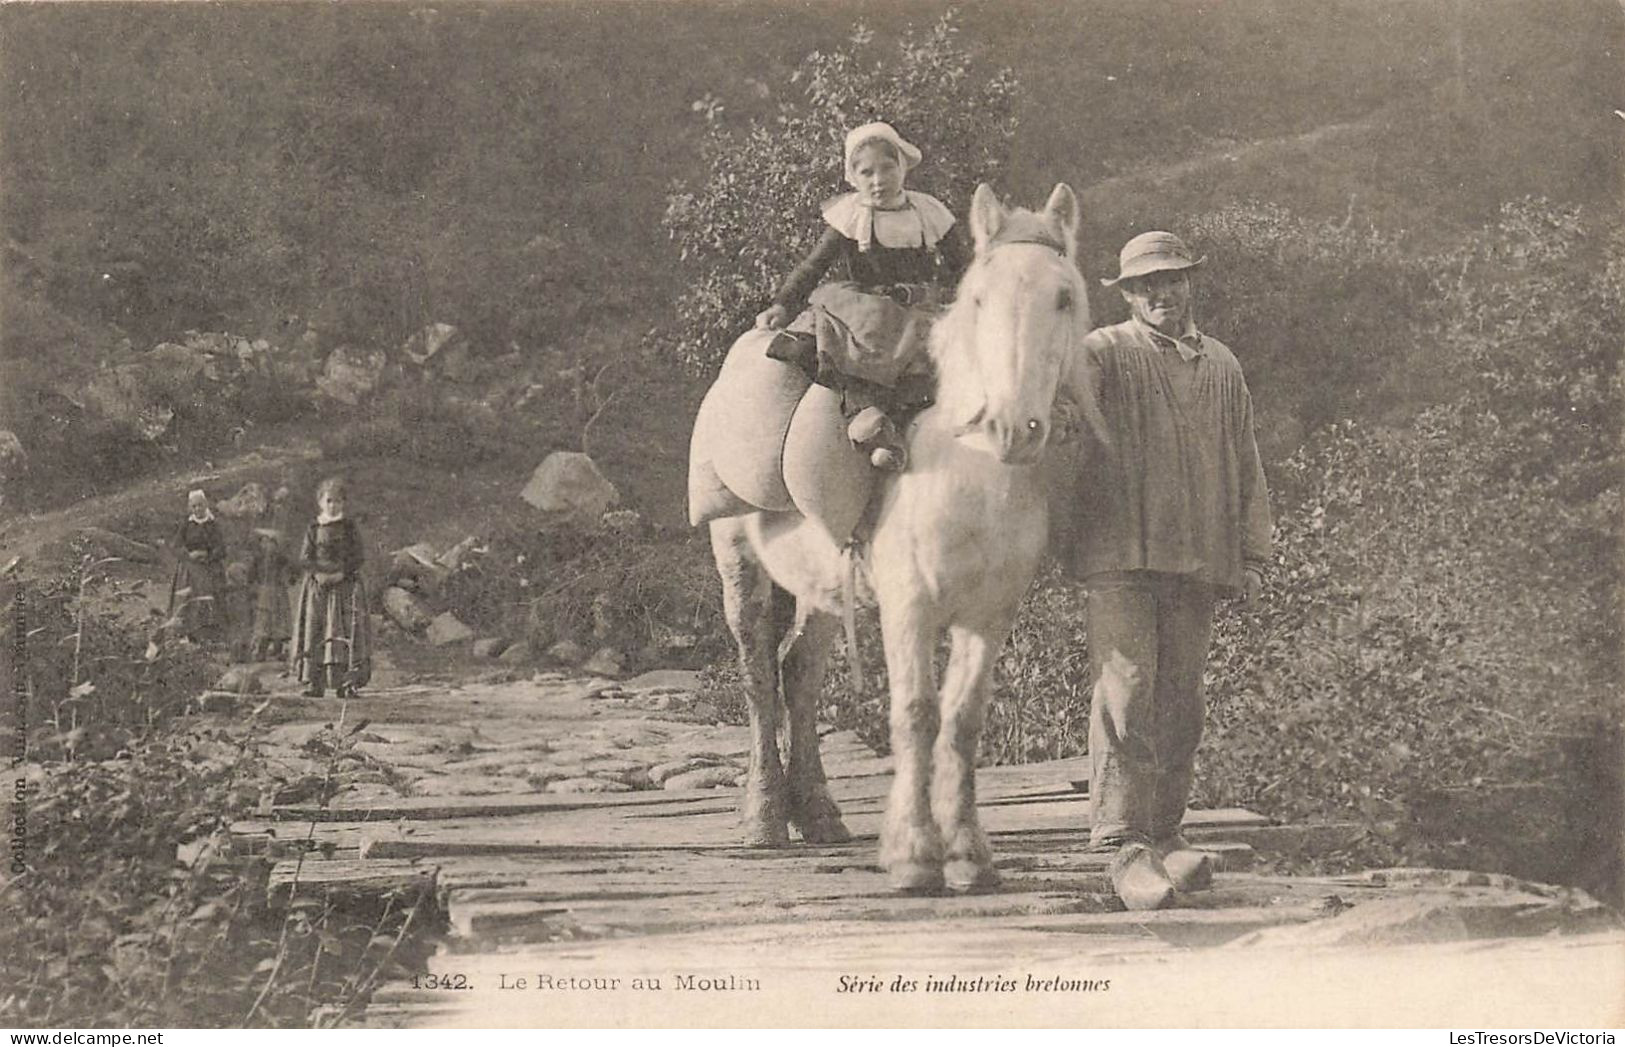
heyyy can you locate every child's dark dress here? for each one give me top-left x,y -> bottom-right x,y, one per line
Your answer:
165,516 -> 227,641
248,540 -> 294,654
290,518 -> 371,691
768,190 -> 971,427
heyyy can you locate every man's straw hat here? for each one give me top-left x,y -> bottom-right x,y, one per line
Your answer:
1101,231 -> 1205,287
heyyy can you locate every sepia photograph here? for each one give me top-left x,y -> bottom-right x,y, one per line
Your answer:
0,0 -> 1621,1030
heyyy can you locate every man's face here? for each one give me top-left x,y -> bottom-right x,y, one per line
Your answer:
1119,269 -> 1193,337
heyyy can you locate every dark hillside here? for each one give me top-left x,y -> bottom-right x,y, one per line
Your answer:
2,1 -> 1616,352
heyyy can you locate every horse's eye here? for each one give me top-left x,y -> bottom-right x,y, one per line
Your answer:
1057,287 -> 1074,311
972,294 -> 983,308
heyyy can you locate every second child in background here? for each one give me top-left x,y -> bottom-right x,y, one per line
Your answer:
290,477 -> 372,698
248,528 -> 294,662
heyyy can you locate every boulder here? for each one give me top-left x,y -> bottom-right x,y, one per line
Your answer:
0,430 -> 26,479
520,452 -> 619,520
215,665 -> 266,695
382,587 -> 433,633
148,341 -> 215,382
316,345 -> 388,405
426,612 -> 474,646
472,637 -> 509,659
648,756 -> 726,786
78,364 -> 173,440
662,765 -> 742,791
216,482 -> 268,519
437,536 -> 481,571
497,641 -> 534,665
436,341 -> 481,384
580,646 -> 626,678
622,669 -> 703,694
388,544 -> 450,594
546,777 -> 632,794
401,323 -> 460,366
545,639 -> 587,665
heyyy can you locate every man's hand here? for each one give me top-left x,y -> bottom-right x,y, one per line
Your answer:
1242,566 -> 1264,609
755,304 -> 790,330
1050,399 -> 1080,446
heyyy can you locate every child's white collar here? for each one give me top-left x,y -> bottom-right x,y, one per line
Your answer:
316,512 -> 345,525
822,190 -> 956,252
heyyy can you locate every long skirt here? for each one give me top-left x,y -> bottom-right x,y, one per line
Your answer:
165,559 -> 226,640
252,580 -> 293,644
290,576 -> 372,689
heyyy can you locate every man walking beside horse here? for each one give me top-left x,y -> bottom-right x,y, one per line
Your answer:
1059,231 -> 1273,911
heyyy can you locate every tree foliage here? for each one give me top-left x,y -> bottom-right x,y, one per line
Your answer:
660,12 -> 1019,374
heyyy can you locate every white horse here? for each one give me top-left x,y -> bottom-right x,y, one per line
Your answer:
708,183 -> 1092,892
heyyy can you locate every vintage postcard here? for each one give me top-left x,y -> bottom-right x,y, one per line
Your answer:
1,0 -> 1622,1031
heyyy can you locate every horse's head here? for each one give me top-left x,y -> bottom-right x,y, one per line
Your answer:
931,183 -> 1090,465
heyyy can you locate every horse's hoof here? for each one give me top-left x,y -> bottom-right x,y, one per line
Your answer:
945,860 -> 1001,894
740,818 -> 791,849
887,863 -> 945,895
794,817 -> 853,845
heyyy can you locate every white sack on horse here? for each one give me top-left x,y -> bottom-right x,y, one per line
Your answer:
687,328 -> 878,545
688,328 -> 809,521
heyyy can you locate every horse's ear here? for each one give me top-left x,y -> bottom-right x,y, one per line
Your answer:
1043,183 -> 1080,258
969,183 -> 1005,253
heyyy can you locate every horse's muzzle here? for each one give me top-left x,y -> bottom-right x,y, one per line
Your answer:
991,415 -> 1049,465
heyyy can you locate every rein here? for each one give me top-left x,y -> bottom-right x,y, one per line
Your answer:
985,229 -> 1069,256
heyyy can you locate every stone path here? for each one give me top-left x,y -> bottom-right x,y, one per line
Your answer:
232,668 -> 1625,1028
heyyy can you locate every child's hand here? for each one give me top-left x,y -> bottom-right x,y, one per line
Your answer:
755,305 -> 790,330
188,550 -> 208,562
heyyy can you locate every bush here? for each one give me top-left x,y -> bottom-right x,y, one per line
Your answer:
318,384 -> 509,469
1168,203 -> 1436,455
661,11 -> 1019,374
1192,201 -> 1622,895
1,557 -> 439,1024
428,518 -> 732,671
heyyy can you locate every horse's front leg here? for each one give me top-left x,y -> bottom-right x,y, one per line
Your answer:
780,606 -> 852,844
710,520 -> 789,847
934,624 -> 1002,892
878,595 -> 944,892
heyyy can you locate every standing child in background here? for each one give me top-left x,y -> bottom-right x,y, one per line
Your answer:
755,121 -> 972,471
248,528 -> 294,661
165,489 -> 228,643
290,477 -> 371,698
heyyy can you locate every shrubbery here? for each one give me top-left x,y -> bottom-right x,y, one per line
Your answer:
318,385 -> 512,470
428,517 -> 732,671
660,12 -> 1019,374
1,556 -> 437,1025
